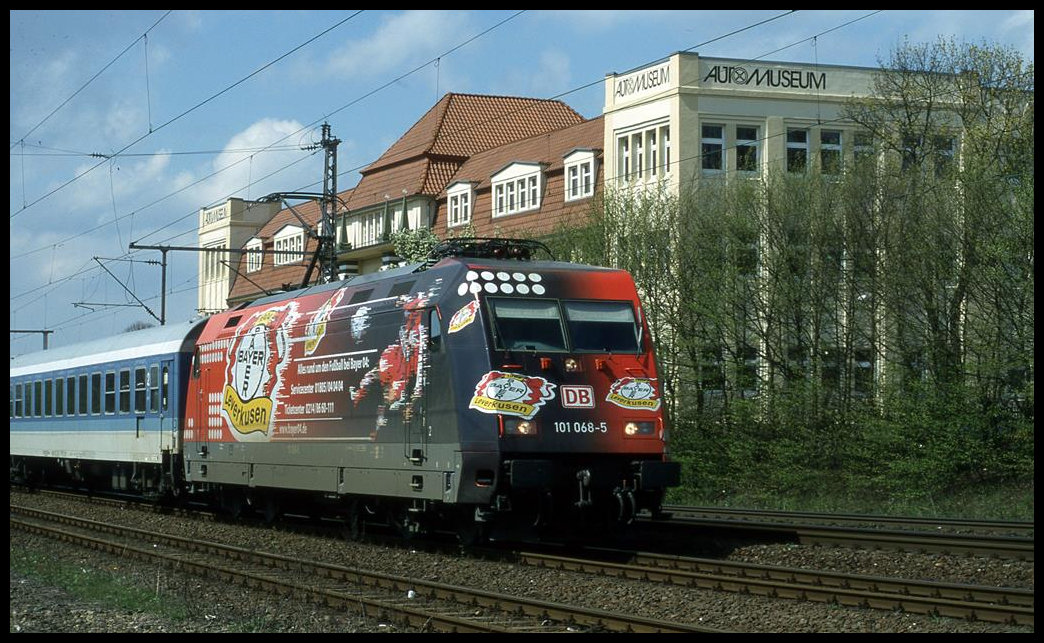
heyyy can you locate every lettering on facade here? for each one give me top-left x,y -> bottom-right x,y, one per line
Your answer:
703,65 -> 827,90
615,64 -> 671,100
203,205 -> 228,226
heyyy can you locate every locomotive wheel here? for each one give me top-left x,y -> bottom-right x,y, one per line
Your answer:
221,488 -> 247,520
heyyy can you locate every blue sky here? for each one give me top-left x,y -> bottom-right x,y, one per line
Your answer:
9,10 -> 1035,356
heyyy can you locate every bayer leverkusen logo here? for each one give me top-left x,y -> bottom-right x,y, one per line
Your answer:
469,370 -> 555,420
222,303 -> 299,439
606,377 -> 660,411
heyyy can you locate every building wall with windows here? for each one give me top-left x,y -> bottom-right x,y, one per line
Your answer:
603,54 -> 894,403
438,117 -> 603,239
603,53 -> 879,192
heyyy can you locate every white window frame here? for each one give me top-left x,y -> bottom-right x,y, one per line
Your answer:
853,130 -> 874,165
616,121 -> 670,185
446,182 -> 474,228
273,225 -> 305,266
564,150 -> 597,202
786,127 -> 809,173
491,163 -> 543,218
701,123 -> 725,174
735,125 -> 760,173
820,129 -> 842,175
245,238 -> 263,273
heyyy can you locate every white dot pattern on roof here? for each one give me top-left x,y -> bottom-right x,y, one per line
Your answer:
457,270 -> 547,297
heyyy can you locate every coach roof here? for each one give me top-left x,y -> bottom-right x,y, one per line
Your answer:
10,319 -> 206,378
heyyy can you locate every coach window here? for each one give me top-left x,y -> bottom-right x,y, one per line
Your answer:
44,379 -> 53,417
66,376 -> 76,416
33,380 -> 42,417
14,383 -> 22,418
55,378 -> 65,416
91,373 -> 102,415
162,366 -> 170,412
134,367 -> 147,413
79,374 -> 88,415
149,365 -> 160,412
119,368 -> 131,414
105,371 -> 116,415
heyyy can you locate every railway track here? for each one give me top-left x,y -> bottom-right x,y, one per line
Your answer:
662,505 -> 1035,537
10,503 -> 724,634
513,547 -> 1034,627
647,509 -> 1034,562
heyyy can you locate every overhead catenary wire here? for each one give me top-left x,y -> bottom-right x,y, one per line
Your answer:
4,9 -> 825,330
9,10 -> 172,152
9,10 -> 365,221
12,11 -> 1012,353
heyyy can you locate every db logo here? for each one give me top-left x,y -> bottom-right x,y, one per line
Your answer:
560,385 -> 595,408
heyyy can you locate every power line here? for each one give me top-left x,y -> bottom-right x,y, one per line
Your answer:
9,11 -> 172,151
13,10 -> 974,342
9,10 -> 365,221
8,9 -> 804,315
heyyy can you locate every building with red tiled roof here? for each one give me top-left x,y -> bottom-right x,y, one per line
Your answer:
219,92 -> 599,308
437,116 -> 603,239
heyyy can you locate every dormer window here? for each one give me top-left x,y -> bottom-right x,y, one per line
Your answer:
273,225 -> 305,265
245,238 -> 263,272
446,181 -> 475,228
491,162 -> 544,217
564,149 -> 597,201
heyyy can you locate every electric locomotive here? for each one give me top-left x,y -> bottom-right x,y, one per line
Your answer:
182,238 -> 678,539
10,238 -> 680,542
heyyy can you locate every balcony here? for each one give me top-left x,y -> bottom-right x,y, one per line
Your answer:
338,199 -> 432,264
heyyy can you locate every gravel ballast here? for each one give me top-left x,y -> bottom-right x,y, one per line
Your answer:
9,491 -> 1034,634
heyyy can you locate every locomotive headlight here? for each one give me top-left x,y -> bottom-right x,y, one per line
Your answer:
564,357 -> 580,372
624,421 -> 656,436
501,416 -> 539,437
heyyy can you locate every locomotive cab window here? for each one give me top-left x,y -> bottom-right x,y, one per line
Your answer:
489,298 -> 567,352
563,301 -> 640,353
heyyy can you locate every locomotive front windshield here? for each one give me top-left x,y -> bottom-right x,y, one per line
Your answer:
489,298 -> 640,353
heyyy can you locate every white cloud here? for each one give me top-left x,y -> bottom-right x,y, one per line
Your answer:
192,118 -> 319,207
322,11 -> 470,80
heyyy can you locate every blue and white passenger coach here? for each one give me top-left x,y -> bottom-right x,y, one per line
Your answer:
10,320 -> 205,496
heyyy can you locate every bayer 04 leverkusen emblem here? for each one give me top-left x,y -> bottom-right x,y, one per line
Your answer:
606,377 -> 661,411
221,304 -> 298,438
469,370 -> 556,420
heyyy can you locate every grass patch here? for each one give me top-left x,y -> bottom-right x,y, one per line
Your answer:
10,545 -> 194,623
667,481 -> 1034,520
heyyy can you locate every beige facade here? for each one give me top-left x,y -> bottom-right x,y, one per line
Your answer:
603,52 -> 879,194
197,198 -> 280,315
